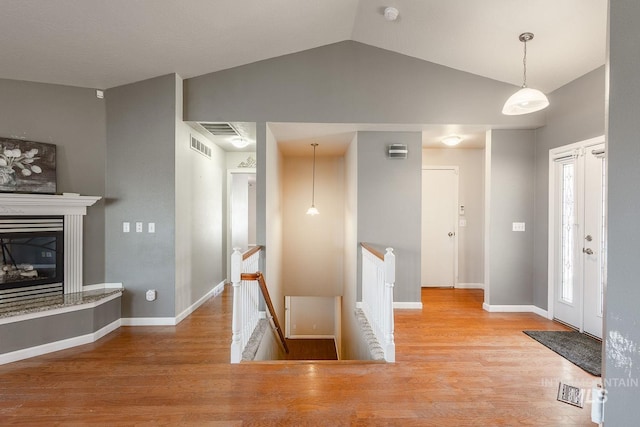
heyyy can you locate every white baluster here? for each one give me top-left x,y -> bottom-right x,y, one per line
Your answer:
230,248 -> 243,363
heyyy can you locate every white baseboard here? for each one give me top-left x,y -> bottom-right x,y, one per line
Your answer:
288,334 -> 336,339
358,301 -> 423,310
121,317 -> 178,326
0,318 -> 121,365
482,303 -> 548,318
175,281 -> 225,324
123,281 -> 225,326
456,283 -> 484,289
393,302 -> 423,309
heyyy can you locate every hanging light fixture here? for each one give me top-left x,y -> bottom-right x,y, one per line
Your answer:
306,143 -> 319,216
502,32 -> 549,116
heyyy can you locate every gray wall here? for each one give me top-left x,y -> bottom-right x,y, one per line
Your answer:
422,148 -> 485,285
357,131 -> 422,304
105,74 -> 177,317
0,78 -> 106,284
185,41 -> 543,128
533,67 -> 606,309
488,130 -> 535,305
605,1 -> 640,423
185,40 -> 547,308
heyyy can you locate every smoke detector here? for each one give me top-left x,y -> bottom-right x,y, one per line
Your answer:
384,7 -> 399,21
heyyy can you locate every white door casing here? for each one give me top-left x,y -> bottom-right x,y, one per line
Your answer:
421,167 -> 458,287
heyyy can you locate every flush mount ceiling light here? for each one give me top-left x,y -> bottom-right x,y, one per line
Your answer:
502,32 -> 549,116
230,137 -> 250,148
442,135 -> 463,146
306,143 -> 319,216
384,7 -> 399,21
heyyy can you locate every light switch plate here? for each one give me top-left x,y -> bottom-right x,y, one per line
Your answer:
459,219 -> 467,227
123,222 -> 130,233
148,222 -> 155,233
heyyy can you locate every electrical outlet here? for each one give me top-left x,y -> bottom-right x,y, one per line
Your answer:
136,222 -> 143,233
123,222 -> 130,233
512,222 -> 526,232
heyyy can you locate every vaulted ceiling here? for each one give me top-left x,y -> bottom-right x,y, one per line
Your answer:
0,0 -> 606,92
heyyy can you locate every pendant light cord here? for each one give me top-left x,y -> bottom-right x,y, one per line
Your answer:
311,143 -> 317,206
522,38 -> 528,88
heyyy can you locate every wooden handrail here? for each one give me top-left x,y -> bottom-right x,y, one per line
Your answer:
361,243 -> 384,261
240,272 -> 289,354
242,245 -> 263,261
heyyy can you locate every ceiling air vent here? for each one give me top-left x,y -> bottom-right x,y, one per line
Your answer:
199,122 -> 240,137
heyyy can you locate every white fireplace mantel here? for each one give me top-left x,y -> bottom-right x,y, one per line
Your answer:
0,193 -> 101,216
0,193 -> 102,294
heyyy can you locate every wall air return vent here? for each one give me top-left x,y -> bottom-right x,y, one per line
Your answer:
190,135 -> 211,159
387,144 -> 408,159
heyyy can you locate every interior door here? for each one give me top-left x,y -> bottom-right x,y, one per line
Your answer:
550,138 -> 605,339
421,168 -> 457,287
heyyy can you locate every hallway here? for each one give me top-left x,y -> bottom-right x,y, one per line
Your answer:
0,287 -> 597,425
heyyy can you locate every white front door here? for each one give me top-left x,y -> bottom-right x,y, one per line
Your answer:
582,146 -> 605,338
550,137 -> 605,339
421,167 -> 458,287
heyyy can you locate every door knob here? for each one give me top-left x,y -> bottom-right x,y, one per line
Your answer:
583,248 -> 594,255
448,232 -> 455,237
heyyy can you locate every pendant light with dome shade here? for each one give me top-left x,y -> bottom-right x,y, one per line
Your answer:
306,143 -> 319,216
502,32 -> 549,116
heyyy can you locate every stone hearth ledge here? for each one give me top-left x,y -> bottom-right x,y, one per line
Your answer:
0,288 -> 123,323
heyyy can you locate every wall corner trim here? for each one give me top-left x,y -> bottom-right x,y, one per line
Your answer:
482,303 -> 548,319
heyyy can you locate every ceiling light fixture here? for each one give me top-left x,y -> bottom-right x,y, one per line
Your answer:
502,32 -> 549,116
442,135 -> 463,146
384,7 -> 399,21
230,137 -> 250,149
306,143 -> 319,216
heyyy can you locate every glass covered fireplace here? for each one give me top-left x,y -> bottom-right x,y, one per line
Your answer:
0,216 -> 64,304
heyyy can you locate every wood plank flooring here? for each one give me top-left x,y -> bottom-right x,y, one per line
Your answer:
284,339 -> 338,360
0,287 -> 598,426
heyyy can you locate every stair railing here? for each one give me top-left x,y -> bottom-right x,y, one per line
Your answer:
240,272 -> 289,355
361,243 -> 396,362
230,246 -> 289,363
230,246 -> 262,363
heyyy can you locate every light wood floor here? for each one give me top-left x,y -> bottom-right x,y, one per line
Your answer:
0,287 -> 598,426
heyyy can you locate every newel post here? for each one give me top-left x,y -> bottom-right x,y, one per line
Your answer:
230,247 -> 243,363
384,247 -> 396,362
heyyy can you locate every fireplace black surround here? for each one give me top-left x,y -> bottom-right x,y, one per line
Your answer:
0,216 -> 64,303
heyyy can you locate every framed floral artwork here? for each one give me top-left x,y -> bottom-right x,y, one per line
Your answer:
0,137 -> 56,194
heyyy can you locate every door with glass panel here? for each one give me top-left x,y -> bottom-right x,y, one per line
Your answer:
550,137 -> 605,339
